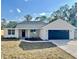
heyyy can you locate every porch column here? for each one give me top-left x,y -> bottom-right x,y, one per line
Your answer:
15,29 -> 19,38
28,30 -> 30,38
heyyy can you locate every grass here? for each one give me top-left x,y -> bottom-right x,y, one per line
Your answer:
1,40 -> 76,59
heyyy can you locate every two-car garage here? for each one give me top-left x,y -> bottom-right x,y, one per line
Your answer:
48,30 -> 69,40
40,19 -> 76,40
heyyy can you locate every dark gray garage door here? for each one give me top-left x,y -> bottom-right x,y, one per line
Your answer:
48,30 -> 69,40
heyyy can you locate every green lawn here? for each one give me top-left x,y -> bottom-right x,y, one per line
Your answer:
1,40 -> 76,59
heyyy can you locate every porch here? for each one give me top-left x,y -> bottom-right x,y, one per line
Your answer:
18,29 -> 40,39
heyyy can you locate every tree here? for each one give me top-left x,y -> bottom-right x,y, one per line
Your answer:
1,18 -> 6,29
69,2 -> 77,26
6,21 -> 17,28
35,17 -> 40,21
49,3 -> 77,27
35,16 -> 47,22
39,16 -> 47,21
51,4 -> 70,21
24,15 -> 32,21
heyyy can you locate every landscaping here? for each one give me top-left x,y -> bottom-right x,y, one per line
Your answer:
1,40 -> 76,59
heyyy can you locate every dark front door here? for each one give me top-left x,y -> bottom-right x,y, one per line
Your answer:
48,30 -> 69,40
22,30 -> 25,37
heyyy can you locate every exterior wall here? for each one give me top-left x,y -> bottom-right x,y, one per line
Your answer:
4,28 -> 19,38
4,28 -> 40,38
1,30 -> 4,36
42,19 -> 76,30
74,29 -> 77,39
19,29 -> 40,38
30,30 -> 40,38
15,29 -> 19,38
40,19 -> 76,40
40,29 -> 75,40
39,29 -> 48,40
18,29 -> 28,38
69,29 -> 75,39
18,29 -> 21,38
28,30 -> 30,38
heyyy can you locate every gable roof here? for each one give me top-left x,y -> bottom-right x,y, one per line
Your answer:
16,21 -> 47,29
42,19 -> 76,30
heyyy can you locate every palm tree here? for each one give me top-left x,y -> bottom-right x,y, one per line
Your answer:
24,15 -> 32,21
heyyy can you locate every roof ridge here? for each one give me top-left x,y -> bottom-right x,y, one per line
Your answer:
18,20 -> 47,24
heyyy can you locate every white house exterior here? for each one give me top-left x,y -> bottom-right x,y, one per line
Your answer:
4,21 -> 47,39
40,19 -> 76,40
3,19 -> 76,40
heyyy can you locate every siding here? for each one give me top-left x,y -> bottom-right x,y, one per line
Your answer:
4,28 -> 19,38
40,19 -> 76,40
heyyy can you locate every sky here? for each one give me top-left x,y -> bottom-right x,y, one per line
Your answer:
1,0 -> 76,21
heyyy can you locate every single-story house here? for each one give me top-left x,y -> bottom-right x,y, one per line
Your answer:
3,19 -> 76,40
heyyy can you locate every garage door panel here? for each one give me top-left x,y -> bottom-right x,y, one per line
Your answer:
48,30 -> 69,40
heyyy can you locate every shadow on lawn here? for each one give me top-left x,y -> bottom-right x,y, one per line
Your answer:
19,41 -> 57,50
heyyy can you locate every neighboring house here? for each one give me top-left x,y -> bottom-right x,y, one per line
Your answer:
3,19 -> 76,40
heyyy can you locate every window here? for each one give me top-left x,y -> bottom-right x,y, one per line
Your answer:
30,29 -> 37,34
31,29 -> 36,32
8,30 -> 11,35
12,30 -> 15,35
8,29 -> 15,35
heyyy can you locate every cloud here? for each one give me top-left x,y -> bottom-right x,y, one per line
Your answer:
16,8 -> 21,13
39,12 -> 46,16
24,0 -> 28,2
33,13 -> 38,17
39,12 -> 52,16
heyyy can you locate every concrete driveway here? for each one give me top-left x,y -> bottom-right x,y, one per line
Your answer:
50,40 -> 77,58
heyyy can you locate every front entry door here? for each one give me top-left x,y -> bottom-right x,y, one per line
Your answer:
22,30 -> 25,37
